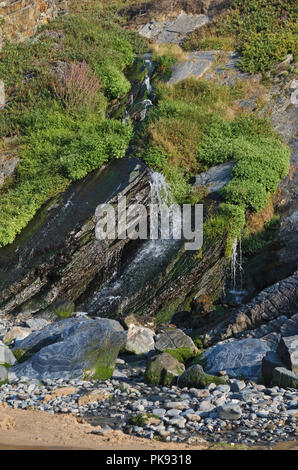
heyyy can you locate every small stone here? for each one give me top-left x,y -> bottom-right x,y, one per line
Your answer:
217,404 -> 242,420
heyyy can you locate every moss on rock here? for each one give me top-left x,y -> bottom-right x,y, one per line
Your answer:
164,347 -> 197,364
145,353 -> 185,386
178,364 -> 227,389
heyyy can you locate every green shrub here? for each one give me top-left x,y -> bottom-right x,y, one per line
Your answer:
99,64 -> 131,99
152,54 -> 177,76
182,0 -> 298,74
221,180 -> 269,212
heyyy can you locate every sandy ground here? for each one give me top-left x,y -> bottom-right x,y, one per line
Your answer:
0,404 -> 209,450
0,404 -> 297,450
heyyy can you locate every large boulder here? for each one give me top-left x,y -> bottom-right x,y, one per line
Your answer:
271,367 -> 298,389
277,336 -> 298,373
177,364 -> 227,389
126,324 -> 155,355
203,338 -> 271,379
155,329 -> 198,355
262,351 -> 286,386
0,341 -> 16,366
11,318 -> 126,381
145,353 -> 185,386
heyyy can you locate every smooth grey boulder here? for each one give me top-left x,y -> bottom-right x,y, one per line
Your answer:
0,365 -> 7,382
177,365 -> 227,389
217,404 -> 242,420
11,317 -> 126,381
195,161 -> 236,194
203,338 -> 271,379
155,329 -> 198,354
0,340 -> 16,366
271,367 -> 298,389
262,351 -> 286,385
125,324 -> 155,355
277,336 -> 298,373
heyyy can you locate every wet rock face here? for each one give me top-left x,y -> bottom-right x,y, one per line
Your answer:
0,158 -> 150,316
271,367 -> 298,389
11,317 -> 126,381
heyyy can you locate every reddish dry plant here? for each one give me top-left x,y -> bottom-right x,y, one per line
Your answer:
53,61 -> 101,111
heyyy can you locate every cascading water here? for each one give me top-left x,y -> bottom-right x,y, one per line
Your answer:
81,172 -> 182,316
125,56 -> 154,122
140,99 -> 153,121
228,235 -> 247,305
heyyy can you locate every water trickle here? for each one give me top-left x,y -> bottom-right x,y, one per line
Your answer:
140,99 -> 153,121
145,75 -> 152,95
228,235 -> 247,305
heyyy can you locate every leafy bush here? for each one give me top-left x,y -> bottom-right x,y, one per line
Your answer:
152,53 -> 177,76
220,180 -> 270,212
182,0 -> 298,74
99,64 -> 131,99
61,119 -> 133,180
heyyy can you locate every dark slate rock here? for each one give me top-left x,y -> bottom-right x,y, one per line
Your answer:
280,313 -> 298,337
262,351 -> 286,385
277,336 -> 298,373
271,367 -> 298,389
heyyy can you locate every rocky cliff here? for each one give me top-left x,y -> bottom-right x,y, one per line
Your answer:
0,0 -> 68,46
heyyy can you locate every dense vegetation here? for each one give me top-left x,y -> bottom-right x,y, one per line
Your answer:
0,1 -> 146,247
183,0 -> 298,74
137,73 -> 290,255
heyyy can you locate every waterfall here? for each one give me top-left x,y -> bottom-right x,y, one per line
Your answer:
228,234 -> 246,305
149,172 -> 172,207
82,172 -> 182,316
